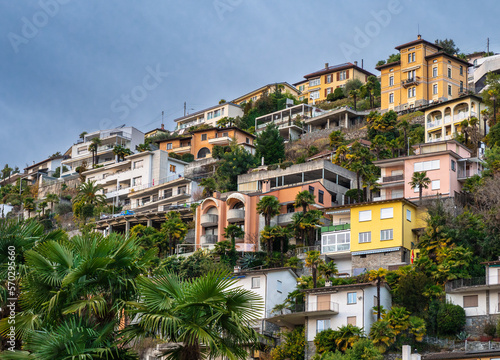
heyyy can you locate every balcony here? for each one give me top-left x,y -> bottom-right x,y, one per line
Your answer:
277,212 -> 295,225
401,76 -> 420,88
266,301 -> 339,326
200,214 -> 218,227
171,145 -> 191,154
427,119 -> 442,129
321,223 -> 350,232
201,234 -> 218,244
381,174 -> 404,183
227,209 -> 245,223
208,136 -> 232,146
445,277 -> 486,292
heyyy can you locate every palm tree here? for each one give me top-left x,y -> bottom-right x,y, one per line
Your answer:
79,131 -> 88,140
368,268 -> 388,320
199,177 -> 217,198
257,196 -> 281,227
45,193 -> 59,213
409,171 -> 431,204
136,143 -> 151,152
223,224 -> 245,253
113,145 -> 132,162
294,190 -> 315,214
124,270 -> 263,360
305,250 -> 324,288
349,89 -> 359,111
369,319 -> 396,353
87,137 -> 102,167
161,211 -> 188,256
319,260 -> 338,280
74,181 -> 106,207
23,197 -> 35,218
38,201 -> 48,217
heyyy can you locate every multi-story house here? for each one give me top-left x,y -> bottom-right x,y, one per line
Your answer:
446,260 -> 500,335
195,180 -> 333,252
157,126 -> 256,160
294,62 -> 374,103
174,102 -> 243,131
62,126 -> 144,177
232,82 -> 300,106
321,198 -> 425,275
144,123 -> 169,138
374,140 -> 482,201
23,155 -> 67,186
266,282 -> 392,358
237,159 -> 356,205
468,53 -> 500,93
376,35 -> 471,112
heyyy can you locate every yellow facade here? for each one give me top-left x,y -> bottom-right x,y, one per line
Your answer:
296,62 -> 374,103
232,82 -> 300,105
377,36 -> 470,112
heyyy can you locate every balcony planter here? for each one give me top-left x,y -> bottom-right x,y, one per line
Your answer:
479,336 -> 493,342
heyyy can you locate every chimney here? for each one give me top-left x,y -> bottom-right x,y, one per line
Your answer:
32,161 -> 35,165
261,156 -> 265,166
325,62 -> 329,69
354,61 -> 358,67
161,123 -> 164,130
417,34 -> 422,40
262,180 -> 271,193
361,59 -> 364,68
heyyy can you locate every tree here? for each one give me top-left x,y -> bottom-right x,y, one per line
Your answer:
409,171 -> 431,204
125,270 -> 262,360
368,268 -> 388,320
349,90 -> 359,111
38,200 -> 48,216
136,143 -> 151,152
255,124 -> 285,165
257,196 -> 281,255
1,164 -> 12,179
329,130 -> 345,151
87,137 -> 102,167
72,181 -> 106,223
294,190 -> 315,214
293,209 -> 323,247
199,177 -> 217,198
271,326 -> 305,360
161,211 -> 188,256
45,193 -> 59,213
79,131 -> 87,140
343,79 -> 363,97
23,197 -> 36,218
435,38 -> 460,55
112,145 -> 132,162
387,53 -> 401,63
223,224 -> 244,252
305,250 -> 324,288
319,260 -> 338,280
215,143 -> 256,192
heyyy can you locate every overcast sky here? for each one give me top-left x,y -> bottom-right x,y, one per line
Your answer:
1,0 -> 498,170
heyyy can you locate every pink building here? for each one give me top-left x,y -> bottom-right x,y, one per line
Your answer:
374,140 -> 482,201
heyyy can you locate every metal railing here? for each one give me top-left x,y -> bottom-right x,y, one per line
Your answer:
381,174 -> 404,183
321,223 -> 350,232
295,246 -> 320,256
445,277 -> 486,291
201,234 -> 218,244
401,76 -> 420,87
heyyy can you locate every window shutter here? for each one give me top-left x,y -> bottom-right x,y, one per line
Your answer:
365,75 -> 368,82
325,75 -> 328,83
325,89 -> 327,97
337,72 -> 340,81
346,70 -> 349,79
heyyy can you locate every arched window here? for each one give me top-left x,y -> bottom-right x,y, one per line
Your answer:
197,147 -> 211,159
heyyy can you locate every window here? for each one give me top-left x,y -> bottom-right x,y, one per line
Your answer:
380,207 -> 393,219
374,295 -> 379,307
310,90 -> 320,100
460,81 -> 463,93
164,189 -> 172,198
359,210 -> 372,222
432,67 -> 437,77
133,176 -> 142,186
431,180 -> 440,190
414,160 -> 440,172
178,185 -> 187,194
309,186 -> 314,195
134,160 -> 143,169
448,85 -> 452,96
406,209 -> 412,221
77,146 -> 87,155
166,143 -> 172,150
347,316 -> 357,326
412,87 -> 416,97
326,88 -> 332,95
448,67 -> 452,78
170,164 -> 176,173
207,112 -> 213,120
389,93 -> 394,104
389,76 -> 394,86
287,204 -> 295,213
318,190 -> 324,204
246,137 -> 250,144
463,295 -> 478,308
451,160 -> 456,171
460,66 -> 463,75
277,280 -> 282,293
317,319 -> 331,334
321,231 -> 350,253
408,87 -> 414,98
381,229 -> 393,241
326,74 -> 332,83
213,109 -> 221,118
339,70 -> 347,80
347,292 -> 357,304
433,84 -> 438,95
251,277 -> 260,289
309,78 -> 321,87
359,231 -> 371,243
299,85 -> 305,92
221,107 -> 224,116
201,134 -> 207,141
408,70 -> 415,80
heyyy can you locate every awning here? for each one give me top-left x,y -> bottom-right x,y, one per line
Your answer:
352,247 -> 401,256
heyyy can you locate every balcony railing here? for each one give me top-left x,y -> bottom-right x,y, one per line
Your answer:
267,301 -> 339,318
427,119 -> 442,128
227,209 -> 245,223
200,214 -> 218,227
381,174 -> 404,183
445,277 -> 486,291
201,234 -> 218,244
401,76 -> 420,88
321,223 -> 350,233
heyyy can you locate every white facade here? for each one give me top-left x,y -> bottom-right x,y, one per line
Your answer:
0,204 -> 13,218
175,102 -> 243,131
62,126 -> 144,176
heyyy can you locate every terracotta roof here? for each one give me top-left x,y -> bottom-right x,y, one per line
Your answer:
425,51 -> 473,66
394,38 -> 442,51
375,60 -> 401,71
303,62 -> 375,79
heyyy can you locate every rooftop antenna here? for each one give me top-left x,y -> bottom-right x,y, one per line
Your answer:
417,24 -> 420,37
162,111 -> 164,126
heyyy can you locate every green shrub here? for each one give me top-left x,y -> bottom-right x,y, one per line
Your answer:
437,303 -> 466,336
55,202 -> 72,215
180,153 -> 194,162
484,322 -> 496,337
280,161 -> 294,169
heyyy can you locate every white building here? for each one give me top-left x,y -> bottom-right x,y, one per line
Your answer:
23,155 -> 66,186
468,54 -> 500,93
62,126 -> 144,176
174,102 -> 243,131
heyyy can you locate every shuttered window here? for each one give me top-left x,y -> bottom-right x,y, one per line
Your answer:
463,295 -> 478,308
347,316 -> 356,326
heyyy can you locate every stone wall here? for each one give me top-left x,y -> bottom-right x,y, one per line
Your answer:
352,248 -> 409,272
38,177 -> 81,200
300,124 -> 368,144
184,157 -> 217,180
465,314 -> 500,336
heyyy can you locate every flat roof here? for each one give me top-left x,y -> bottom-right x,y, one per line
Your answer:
173,102 -> 241,123
423,94 -> 483,111
303,281 -> 391,293
24,155 -> 65,171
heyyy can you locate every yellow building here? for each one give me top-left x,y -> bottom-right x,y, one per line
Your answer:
144,124 -> 169,138
376,35 -> 471,112
294,61 -> 374,103
232,82 -> 300,105
423,94 -> 487,143
322,199 -> 426,274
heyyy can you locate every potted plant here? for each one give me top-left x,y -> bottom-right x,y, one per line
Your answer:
481,322 -> 496,341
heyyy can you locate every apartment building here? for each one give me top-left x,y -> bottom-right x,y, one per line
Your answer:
376,35 -> 471,112
468,53 -> 500,93
374,140 -> 482,201
446,260 -> 500,335
157,126 -> 256,160
266,282 -> 392,358
174,102 -> 243,131
322,198 -> 425,275
83,149 -> 187,208
62,126 -> 144,176
232,82 -> 300,105
294,62 -> 374,103
23,155 -> 66,186
424,95 -> 487,143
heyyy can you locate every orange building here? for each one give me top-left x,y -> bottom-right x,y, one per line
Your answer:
376,35 -> 471,112
157,126 -> 255,160
195,181 -> 333,252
